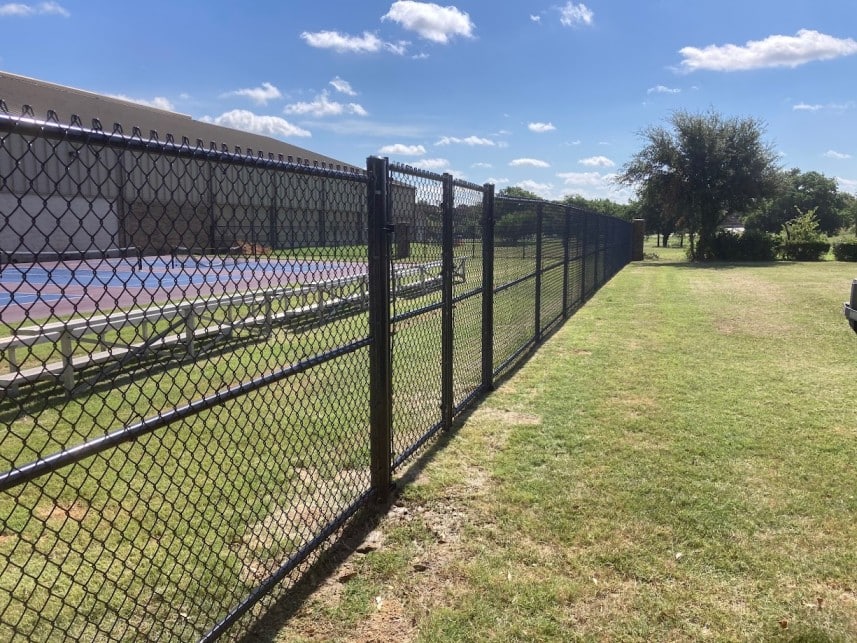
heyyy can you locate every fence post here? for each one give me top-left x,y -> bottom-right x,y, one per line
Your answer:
366,156 -> 393,502
562,206 -> 571,319
441,172 -> 455,431
580,213 -> 588,302
481,183 -> 495,393
534,202 -> 543,342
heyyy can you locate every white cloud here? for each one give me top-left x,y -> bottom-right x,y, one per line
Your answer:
302,119 -> 426,138
385,40 -> 411,55
284,91 -> 368,117
648,85 -> 681,94
528,121 -> 556,133
837,177 -> 857,193
222,82 -> 282,106
412,52 -> 430,60
0,2 -> 68,17
793,102 -> 824,111
330,77 -> 357,96
436,135 -> 496,146
379,143 -> 426,155
108,94 -> 176,112
201,110 -> 311,138
679,29 -> 857,73
530,14 -> 541,23
300,30 -> 384,53
510,158 -> 550,168
518,180 -> 554,198
579,155 -> 615,168
566,139 -> 582,146
794,101 -> 855,112
557,171 -> 631,202
487,177 -> 510,185
559,2 -> 593,27
825,150 -> 852,160
472,162 -> 492,168
412,157 -> 451,170
557,171 -> 606,186
382,1 -> 474,44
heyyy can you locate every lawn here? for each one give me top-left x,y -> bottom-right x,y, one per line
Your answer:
263,247 -> 857,642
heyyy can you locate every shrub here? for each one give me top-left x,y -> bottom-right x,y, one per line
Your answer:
736,229 -> 779,261
707,229 -> 778,261
779,240 -> 830,261
832,240 -> 857,261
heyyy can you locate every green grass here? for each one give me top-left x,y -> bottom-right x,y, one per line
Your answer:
270,247 -> 857,642
0,246 -> 501,640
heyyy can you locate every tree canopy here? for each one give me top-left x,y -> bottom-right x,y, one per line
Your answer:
619,110 -> 780,260
497,186 -> 541,200
744,168 -> 848,235
562,194 -> 633,220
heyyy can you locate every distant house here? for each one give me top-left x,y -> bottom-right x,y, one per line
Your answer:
0,71 -> 382,257
721,213 -> 745,234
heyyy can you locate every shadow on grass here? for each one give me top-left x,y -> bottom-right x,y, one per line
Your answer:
235,405 -> 474,642
236,304 -> 580,642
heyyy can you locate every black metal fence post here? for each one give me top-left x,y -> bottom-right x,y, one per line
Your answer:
562,206 -> 571,319
367,156 -> 393,502
580,212 -> 589,302
481,183 -> 495,393
441,172 -> 455,431
534,202 -> 544,342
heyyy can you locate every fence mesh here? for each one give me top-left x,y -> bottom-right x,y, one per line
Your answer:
1,107 -> 631,641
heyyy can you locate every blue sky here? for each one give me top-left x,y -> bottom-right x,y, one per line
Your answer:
2,0 -> 857,203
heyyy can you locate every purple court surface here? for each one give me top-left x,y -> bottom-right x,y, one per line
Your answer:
0,255 -> 366,325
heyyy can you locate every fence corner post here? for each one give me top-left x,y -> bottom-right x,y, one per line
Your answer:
367,156 -> 393,503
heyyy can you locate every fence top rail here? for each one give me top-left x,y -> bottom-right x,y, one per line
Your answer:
0,106 -> 368,181
452,177 -> 487,192
387,160 -> 446,182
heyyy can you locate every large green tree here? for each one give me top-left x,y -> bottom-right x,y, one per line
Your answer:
744,169 -> 846,235
619,110 -> 780,260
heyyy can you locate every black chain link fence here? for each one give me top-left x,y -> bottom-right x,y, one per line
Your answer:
1,107 -> 631,641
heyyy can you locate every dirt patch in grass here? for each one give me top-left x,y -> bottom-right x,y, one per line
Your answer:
690,272 -> 796,337
271,420 -> 497,642
35,498 -> 89,524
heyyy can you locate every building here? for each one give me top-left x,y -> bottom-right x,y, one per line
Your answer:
0,71 -> 377,257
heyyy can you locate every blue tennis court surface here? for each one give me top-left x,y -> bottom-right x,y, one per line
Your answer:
0,256 -> 352,290
0,291 -> 72,306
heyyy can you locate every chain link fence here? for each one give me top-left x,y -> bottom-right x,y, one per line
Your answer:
1,107 -> 631,640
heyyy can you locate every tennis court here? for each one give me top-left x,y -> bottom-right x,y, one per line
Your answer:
0,251 -> 366,324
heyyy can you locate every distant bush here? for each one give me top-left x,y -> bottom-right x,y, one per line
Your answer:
832,240 -> 857,261
779,240 -> 830,261
776,207 -> 829,261
708,229 -> 778,261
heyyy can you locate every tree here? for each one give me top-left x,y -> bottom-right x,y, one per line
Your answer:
619,110 -> 780,260
842,193 -> 857,235
744,169 -> 846,235
562,194 -> 633,220
498,185 -> 541,200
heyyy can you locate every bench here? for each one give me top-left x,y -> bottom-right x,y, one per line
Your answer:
0,258 -> 467,395
393,256 -> 467,296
